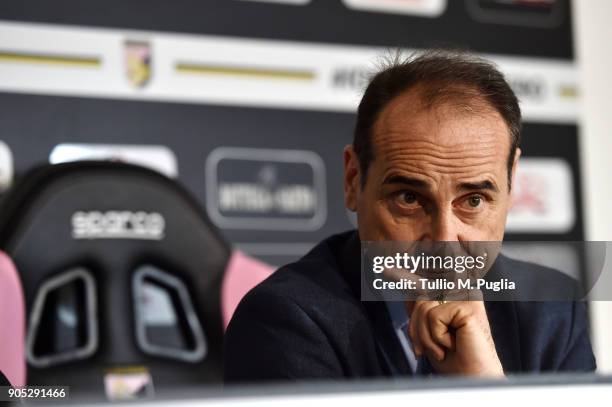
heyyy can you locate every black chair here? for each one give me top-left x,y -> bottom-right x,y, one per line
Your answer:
0,370 -> 9,386
0,161 -> 233,400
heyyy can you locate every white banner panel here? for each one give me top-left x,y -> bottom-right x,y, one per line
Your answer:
0,20 -> 579,123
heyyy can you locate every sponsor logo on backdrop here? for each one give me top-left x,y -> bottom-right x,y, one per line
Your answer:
558,83 -> 578,100
342,0 -> 447,17
206,147 -> 326,230
0,141 -> 13,193
507,74 -> 546,102
506,157 -> 575,233
466,0 -> 563,27
125,40 -> 152,88
104,367 -> 154,401
332,66 -> 371,92
49,143 -> 178,178
72,211 -> 165,240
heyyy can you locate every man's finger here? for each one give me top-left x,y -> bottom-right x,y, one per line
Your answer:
415,301 -> 446,361
429,301 -> 477,345
428,304 -> 455,350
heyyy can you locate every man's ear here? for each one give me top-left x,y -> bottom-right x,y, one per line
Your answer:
343,145 -> 361,212
510,147 -> 522,192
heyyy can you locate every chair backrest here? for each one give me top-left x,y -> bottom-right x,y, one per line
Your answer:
0,161 -> 236,399
0,251 -> 26,386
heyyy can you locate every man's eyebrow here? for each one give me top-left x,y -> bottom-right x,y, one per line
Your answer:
382,175 -> 430,188
457,180 -> 499,193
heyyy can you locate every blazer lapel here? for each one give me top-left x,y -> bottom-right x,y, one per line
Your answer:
338,231 -> 413,376
485,300 -> 522,372
485,256 -> 523,372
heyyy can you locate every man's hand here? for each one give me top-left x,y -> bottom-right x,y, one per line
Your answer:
406,299 -> 505,377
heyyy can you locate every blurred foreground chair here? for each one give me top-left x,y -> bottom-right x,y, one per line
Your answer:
0,161 -> 272,400
0,251 -> 26,387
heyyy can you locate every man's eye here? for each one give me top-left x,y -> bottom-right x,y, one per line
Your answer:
467,194 -> 483,208
402,191 -> 418,204
393,191 -> 422,211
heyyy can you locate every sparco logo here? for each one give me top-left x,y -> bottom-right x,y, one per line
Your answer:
72,211 -> 165,240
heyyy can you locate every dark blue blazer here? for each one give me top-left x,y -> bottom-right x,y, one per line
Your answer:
224,231 -> 596,382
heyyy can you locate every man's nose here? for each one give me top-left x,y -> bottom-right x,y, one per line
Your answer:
429,209 -> 460,242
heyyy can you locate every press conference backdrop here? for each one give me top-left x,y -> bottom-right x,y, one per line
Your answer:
0,0 -> 584,274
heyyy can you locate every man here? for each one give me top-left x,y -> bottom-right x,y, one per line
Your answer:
224,51 -> 596,381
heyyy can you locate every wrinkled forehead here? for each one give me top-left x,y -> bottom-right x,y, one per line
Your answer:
371,85 -> 511,160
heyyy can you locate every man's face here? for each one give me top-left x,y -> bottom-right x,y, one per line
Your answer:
344,87 -> 520,242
